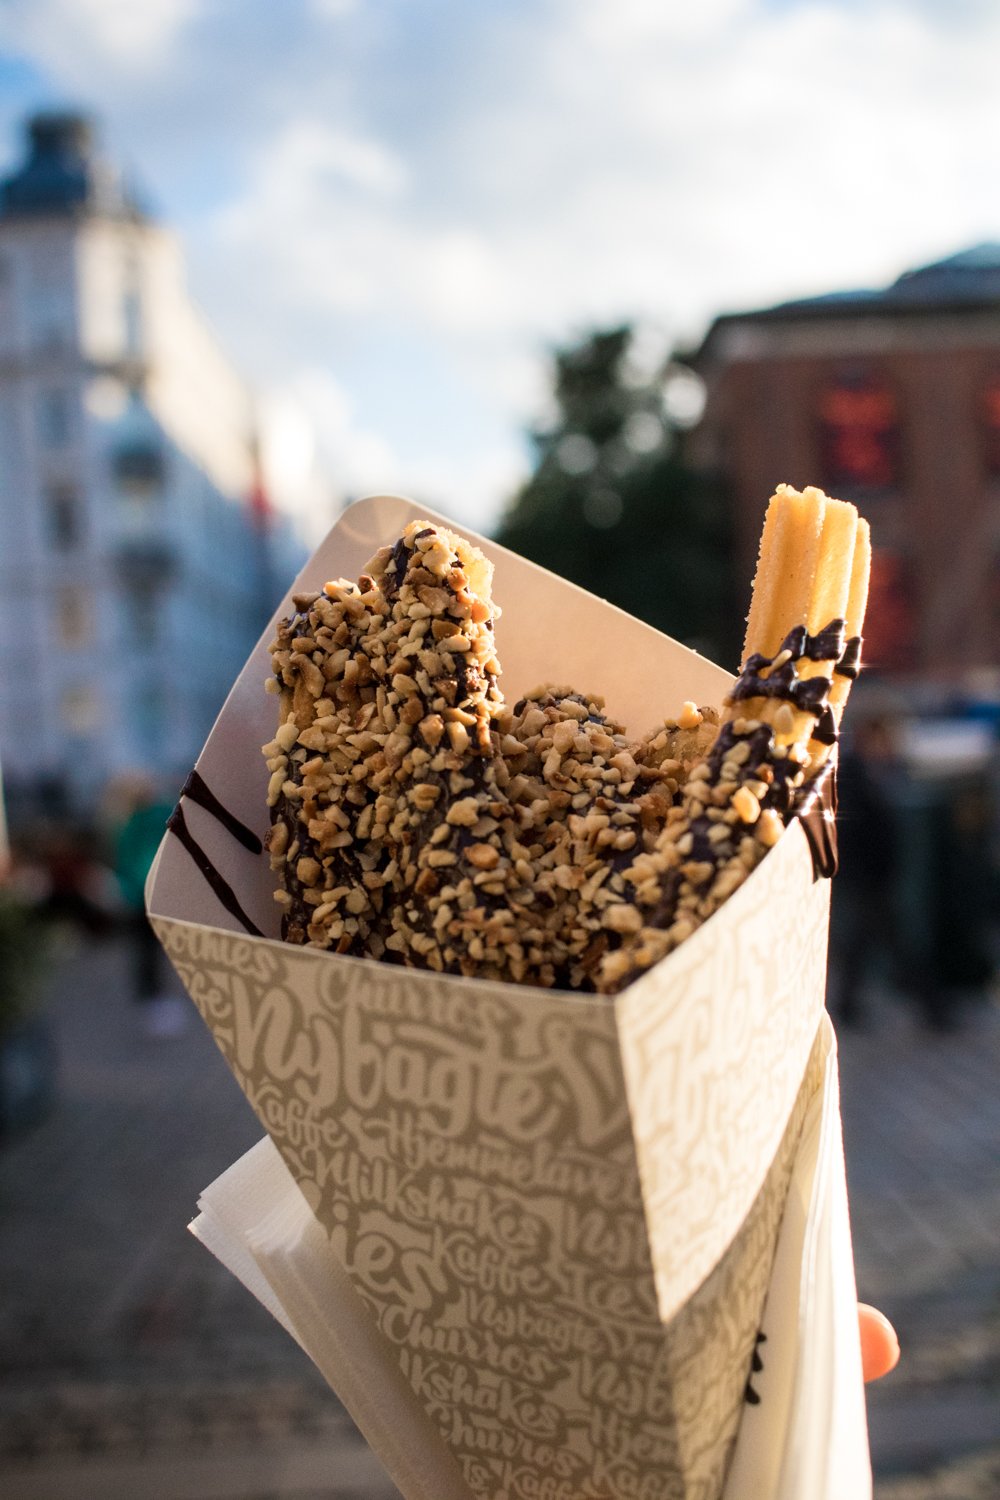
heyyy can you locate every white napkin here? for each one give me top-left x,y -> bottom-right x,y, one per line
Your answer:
192,1138 -> 473,1500
723,1015 -> 871,1500
191,1017 -> 870,1500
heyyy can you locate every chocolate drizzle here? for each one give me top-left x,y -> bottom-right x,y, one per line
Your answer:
166,772 -> 264,936
381,533 -> 416,602
730,619 -> 846,717
834,635 -> 862,680
718,639 -> 844,880
793,619 -> 847,661
728,666 -> 832,714
179,770 -> 263,854
636,703 -> 839,938
796,756 -> 839,879
812,704 -> 838,747
745,1331 -> 767,1406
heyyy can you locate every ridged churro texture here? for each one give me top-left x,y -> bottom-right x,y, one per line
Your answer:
741,483 -> 871,770
597,485 -> 870,991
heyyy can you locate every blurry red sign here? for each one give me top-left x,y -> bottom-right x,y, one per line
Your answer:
864,549 -> 916,673
983,376 -> 1000,476
818,373 -> 900,491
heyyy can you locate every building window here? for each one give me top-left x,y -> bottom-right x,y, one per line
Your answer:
134,683 -> 166,757
57,585 -> 91,647
982,374 -> 1000,478
124,588 -> 158,647
113,440 -> 164,493
86,376 -> 128,421
123,287 -> 142,358
61,683 -> 100,735
817,371 -> 900,493
864,549 -> 917,673
29,291 -> 73,351
48,483 -> 82,550
38,389 -> 73,448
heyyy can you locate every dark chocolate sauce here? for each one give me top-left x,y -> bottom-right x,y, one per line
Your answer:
745,1331 -> 767,1406
719,642 -> 843,878
812,704 -> 838,747
167,773 -> 264,936
381,534 -> 412,601
179,770 -> 262,854
166,801 -> 264,936
727,666 -> 832,713
796,756 -> 839,879
834,635 -> 862,680
731,620 -> 846,717
794,619 -> 847,662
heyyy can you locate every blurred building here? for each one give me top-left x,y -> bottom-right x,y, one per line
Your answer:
0,112 -> 304,817
691,246 -> 1000,679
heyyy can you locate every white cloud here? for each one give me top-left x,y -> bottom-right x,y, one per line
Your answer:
1,0 -> 197,73
258,370 -> 397,542
4,0 -> 1000,527
210,119 -> 515,338
310,0 -> 357,19
274,119 -> 405,197
258,366 -> 524,541
208,0 -> 1000,361
206,0 -> 1000,521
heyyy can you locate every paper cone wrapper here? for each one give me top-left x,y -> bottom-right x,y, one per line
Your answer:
148,496 -> 851,1500
190,1019 -> 869,1500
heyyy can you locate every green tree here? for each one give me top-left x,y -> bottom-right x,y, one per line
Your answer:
495,325 -> 739,669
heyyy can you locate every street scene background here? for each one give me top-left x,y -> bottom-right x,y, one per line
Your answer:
2,926 -> 998,1499
2,2 -> 999,1497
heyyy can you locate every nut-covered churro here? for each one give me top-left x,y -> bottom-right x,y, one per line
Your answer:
266,521 -> 514,966
263,576 -> 387,952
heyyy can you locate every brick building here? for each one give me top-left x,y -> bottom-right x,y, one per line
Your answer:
690,246 -> 1000,679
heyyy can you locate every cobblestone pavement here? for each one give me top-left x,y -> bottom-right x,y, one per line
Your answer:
838,980 -> 1000,1499
0,934 -> 400,1500
1,933 -> 998,1499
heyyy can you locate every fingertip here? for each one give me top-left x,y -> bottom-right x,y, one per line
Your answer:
859,1303 -> 900,1382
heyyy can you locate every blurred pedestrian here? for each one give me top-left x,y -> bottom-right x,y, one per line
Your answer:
916,765 -> 995,1029
110,775 -> 185,1037
35,825 -> 117,938
831,714 -> 907,1026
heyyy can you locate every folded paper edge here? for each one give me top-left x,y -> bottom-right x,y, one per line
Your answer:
191,1138 -> 474,1500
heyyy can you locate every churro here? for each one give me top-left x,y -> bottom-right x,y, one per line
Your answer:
596,485 -> 869,991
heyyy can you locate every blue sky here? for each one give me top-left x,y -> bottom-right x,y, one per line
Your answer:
1,0 -> 998,536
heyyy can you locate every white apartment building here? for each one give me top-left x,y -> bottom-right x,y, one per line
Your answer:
0,113 -> 304,818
